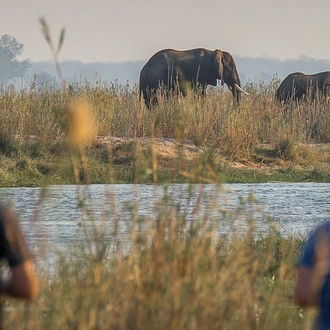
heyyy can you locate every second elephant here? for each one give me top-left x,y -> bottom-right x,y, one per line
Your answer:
275,71 -> 330,103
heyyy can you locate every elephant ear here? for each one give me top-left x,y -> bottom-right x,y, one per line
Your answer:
214,49 -> 224,86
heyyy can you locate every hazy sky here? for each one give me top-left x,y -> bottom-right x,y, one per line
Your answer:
2,0 -> 330,63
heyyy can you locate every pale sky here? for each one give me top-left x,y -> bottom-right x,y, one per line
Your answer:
2,0 -> 330,63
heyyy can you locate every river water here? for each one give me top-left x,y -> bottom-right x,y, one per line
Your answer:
1,183 -> 330,260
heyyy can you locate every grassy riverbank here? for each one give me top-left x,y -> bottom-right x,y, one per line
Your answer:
1,79 -> 330,186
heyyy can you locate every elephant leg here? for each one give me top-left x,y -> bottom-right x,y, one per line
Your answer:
295,89 -> 306,101
142,89 -> 151,109
177,81 -> 188,97
143,88 -> 158,109
201,85 -> 207,97
230,86 -> 240,104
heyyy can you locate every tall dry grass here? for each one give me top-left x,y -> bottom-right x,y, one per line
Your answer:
1,75 -> 330,163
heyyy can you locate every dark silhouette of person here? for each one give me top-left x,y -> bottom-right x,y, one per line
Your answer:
0,203 -> 39,329
295,221 -> 330,330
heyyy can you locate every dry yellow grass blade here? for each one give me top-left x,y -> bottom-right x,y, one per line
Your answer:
66,99 -> 96,147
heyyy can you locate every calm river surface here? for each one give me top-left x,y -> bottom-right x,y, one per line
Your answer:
1,183 -> 330,258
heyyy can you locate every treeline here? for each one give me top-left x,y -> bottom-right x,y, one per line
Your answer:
17,54 -> 330,89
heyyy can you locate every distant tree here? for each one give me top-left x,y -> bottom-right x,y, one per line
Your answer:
29,70 -> 58,90
0,34 -> 30,87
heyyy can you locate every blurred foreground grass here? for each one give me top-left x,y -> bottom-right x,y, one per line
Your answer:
3,183 -> 315,329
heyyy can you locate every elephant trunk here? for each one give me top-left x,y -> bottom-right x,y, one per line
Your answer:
227,71 -> 250,103
232,83 -> 240,104
233,84 -> 250,103
225,71 -> 240,101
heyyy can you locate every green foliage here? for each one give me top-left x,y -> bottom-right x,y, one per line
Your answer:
0,34 -> 30,87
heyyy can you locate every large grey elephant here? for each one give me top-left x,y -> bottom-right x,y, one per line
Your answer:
139,48 -> 249,109
275,71 -> 330,103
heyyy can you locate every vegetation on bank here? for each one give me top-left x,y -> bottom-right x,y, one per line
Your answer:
1,76 -> 330,186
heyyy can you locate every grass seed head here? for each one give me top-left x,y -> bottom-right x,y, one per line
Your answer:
66,99 -> 96,147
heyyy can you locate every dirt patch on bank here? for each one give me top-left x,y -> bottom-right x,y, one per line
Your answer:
94,137 -> 330,172
95,136 -> 199,160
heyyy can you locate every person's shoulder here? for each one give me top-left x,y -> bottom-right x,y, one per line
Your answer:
307,219 -> 330,242
314,219 -> 330,233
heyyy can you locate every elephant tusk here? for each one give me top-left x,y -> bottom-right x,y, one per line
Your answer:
234,84 -> 250,95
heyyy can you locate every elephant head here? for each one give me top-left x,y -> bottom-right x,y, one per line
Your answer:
213,50 -> 247,103
214,49 -> 224,86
